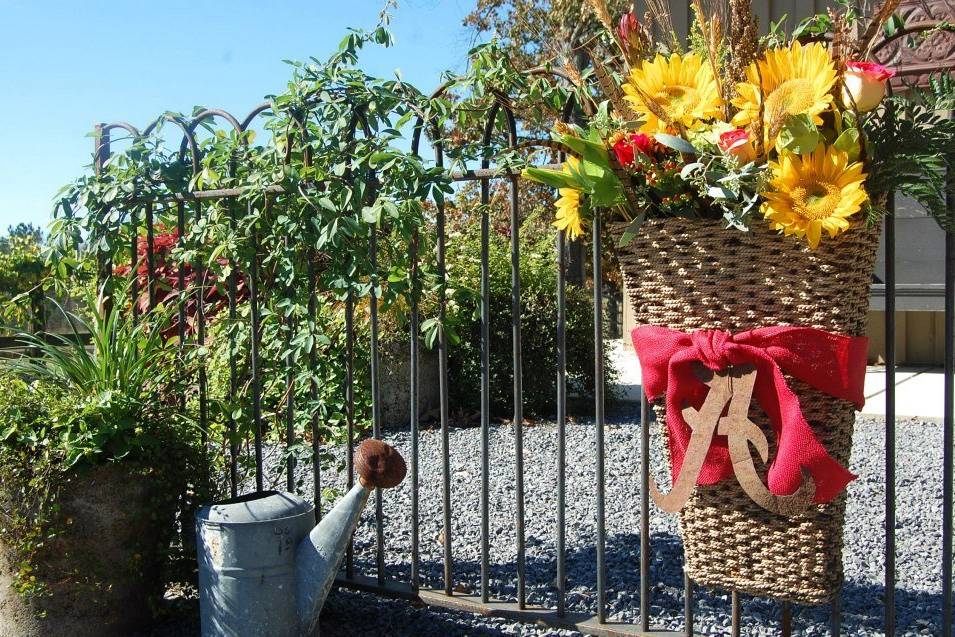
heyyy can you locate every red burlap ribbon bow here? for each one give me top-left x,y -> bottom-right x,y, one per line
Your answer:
631,326 -> 868,504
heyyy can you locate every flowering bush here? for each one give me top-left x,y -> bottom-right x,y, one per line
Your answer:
113,228 -> 244,339
523,0 -> 955,249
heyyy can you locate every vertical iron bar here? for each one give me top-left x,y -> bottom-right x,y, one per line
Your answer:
301,135 -> 319,518
885,199 -> 896,637
308,256 -> 321,519
93,124 -> 113,310
410,233 -> 420,588
684,571 -> 693,636
943,180 -> 955,637
176,202 -> 187,414
437,146 -> 453,596
480,176 -> 491,604
593,215 -> 606,623
409,116 -> 428,593
226,201 -> 239,497
830,591 -> 842,636
195,201 -> 208,450
130,208 -> 139,320
145,203 -> 156,310
476,106 -> 505,603
556,230 -> 567,617
782,600 -> 792,637
478,109 -> 496,605
345,289 -> 356,577
640,392 -> 650,631
510,173 -> 526,609
370,223 -> 386,585
731,591 -> 741,637
285,263 -> 296,494
249,208 -> 263,492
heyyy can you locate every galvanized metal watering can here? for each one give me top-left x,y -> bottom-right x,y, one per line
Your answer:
196,439 -> 406,637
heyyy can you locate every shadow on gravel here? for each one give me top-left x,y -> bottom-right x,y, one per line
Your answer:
132,533 -> 945,636
344,529 -> 946,636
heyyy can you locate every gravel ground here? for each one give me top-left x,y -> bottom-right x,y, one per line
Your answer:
151,409 -> 947,636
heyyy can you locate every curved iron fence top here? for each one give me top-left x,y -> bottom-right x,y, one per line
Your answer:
410,66 -> 582,165
871,19 -> 950,56
98,121 -> 141,138
93,95 -> 383,200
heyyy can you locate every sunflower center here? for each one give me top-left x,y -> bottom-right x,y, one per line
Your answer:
790,181 -> 841,220
654,85 -> 700,116
765,78 -> 817,119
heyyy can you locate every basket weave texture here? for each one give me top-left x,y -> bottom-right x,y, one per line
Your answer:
613,217 -> 880,605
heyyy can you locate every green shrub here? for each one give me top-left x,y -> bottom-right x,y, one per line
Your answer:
0,224 -> 47,330
0,293 -> 211,603
445,216 -> 617,417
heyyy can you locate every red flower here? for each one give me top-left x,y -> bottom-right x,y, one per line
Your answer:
718,129 -> 748,151
617,12 -> 647,62
718,129 -> 757,163
612,133 -> 658,167
618,12 -> 639,43
845,61 -> 895,82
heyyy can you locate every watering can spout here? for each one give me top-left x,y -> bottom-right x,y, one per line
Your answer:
295,439 -> 407,636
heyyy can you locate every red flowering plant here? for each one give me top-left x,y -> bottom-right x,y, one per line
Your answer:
607,130 -> 695,216
113,227 -> 245,339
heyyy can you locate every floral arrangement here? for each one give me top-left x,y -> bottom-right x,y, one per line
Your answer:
523,0 -> 955,249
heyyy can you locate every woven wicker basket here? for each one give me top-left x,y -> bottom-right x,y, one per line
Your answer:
613,217 -> 880,605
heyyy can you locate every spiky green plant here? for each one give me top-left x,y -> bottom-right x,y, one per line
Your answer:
7,290 -> 173,400
4,288 -> 181,465
864,74 -> 955,231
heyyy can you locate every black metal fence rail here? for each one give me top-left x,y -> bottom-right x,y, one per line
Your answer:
21,21 -> 951,636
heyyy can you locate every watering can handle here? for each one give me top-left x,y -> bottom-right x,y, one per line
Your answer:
355,439 -> 407,489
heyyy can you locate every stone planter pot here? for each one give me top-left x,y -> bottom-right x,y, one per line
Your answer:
379,340 -> 440,428
0,462 -> 175,637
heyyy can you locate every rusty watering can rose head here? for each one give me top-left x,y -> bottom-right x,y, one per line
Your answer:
356,439 -> 407,489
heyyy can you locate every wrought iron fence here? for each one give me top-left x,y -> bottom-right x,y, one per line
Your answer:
11,16 -> 954,637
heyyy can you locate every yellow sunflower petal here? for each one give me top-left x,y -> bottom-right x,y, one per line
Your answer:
624,52 -> 723,134
554,186 -> 585,239
732,42 -> 837,152
760,145 -> 868,249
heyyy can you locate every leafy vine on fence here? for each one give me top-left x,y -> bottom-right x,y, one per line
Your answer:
46,8 -> 581,490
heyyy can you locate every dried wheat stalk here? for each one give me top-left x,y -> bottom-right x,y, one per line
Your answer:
830,12 -> 851,72
692,0 -> 728,111
727,0 -> 760,86
754,60 -> 766,156
583,43 -> 642,121
584,0 -> 616,37
646,0 -> 681,52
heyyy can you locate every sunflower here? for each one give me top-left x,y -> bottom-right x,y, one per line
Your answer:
732,41 -> 837,152
623,53 -> 723,134
552,158 -> 586,239
554,188 -> 585,239
761,146 -> 868,249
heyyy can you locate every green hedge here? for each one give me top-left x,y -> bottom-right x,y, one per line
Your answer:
445,218 -> 616,417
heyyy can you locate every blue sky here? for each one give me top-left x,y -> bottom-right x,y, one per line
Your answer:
0,0 -> 480,231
